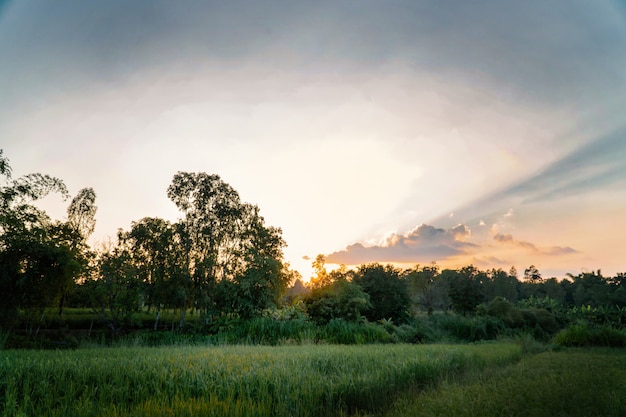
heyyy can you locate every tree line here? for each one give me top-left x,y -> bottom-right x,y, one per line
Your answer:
1,148 -> 625,337
300,256 -> 626,326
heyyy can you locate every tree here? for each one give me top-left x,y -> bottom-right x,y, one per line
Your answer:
445,266 -> 486,315
85,238 -> 143,334
309,254 -> 331,289
404,263 -> 443,315
353,263 -> 411,323
124,217 -> 180,330
524,265 -> 542,283
485,268 -> 519,302
0,150 -> 86,330
57,187 -> 97,318
67,187 -> 97,239
166,172 -> 286,324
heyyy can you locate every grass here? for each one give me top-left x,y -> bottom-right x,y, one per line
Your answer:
383,348 -> 626,417
553,321 -> 626,347
0,343 -> 521,417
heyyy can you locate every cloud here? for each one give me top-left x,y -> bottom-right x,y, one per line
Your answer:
3,0 -> 625,116
493,233 -> 577,256
326,224 -> 475,265
544,246 -> 578,256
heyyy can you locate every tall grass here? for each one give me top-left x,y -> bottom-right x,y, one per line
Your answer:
553,321 -> 626,347
0,343 -> 521,417
385,349 -> 626,417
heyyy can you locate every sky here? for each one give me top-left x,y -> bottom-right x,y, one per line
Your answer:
1,0 -> 626,280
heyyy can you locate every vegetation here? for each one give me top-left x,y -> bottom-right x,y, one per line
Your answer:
0,343 -> 522,417
2,148 -> 626,349
384,349 -> 626,417
2,149 -> 626,417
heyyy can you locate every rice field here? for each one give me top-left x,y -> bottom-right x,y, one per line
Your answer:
383,348 -> 626,417
0,343 -> 521,417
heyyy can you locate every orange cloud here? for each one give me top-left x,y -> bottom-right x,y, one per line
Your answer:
326,224 -> 475,265
493,233 -> 577,256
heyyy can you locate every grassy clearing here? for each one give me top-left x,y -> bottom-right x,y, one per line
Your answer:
383,348 -> 626,417
0,343 -> 521,417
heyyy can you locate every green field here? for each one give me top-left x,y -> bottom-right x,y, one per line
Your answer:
1,343 -> 520,417
384,348 -> 626,417
2,343 -> 625,417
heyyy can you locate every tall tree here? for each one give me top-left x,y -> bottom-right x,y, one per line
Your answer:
167,172 -> 244,318
166,172 -> 286,323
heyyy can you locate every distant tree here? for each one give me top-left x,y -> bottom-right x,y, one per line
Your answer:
353,263 -> 411,323
309,254 -> 331,289
227,250 -> 289,318
485,268 -> 519,302
85,238 -> 143,334
541,277 -> 566,304
524,265 -> 542,283
445,265 -> 486,315
404,263 -> 443,315
569,270 -> 613,307
608,273 -> 626,308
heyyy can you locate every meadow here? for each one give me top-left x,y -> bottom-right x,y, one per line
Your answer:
1,343 -> 521,417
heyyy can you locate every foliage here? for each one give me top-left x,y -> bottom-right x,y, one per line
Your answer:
165,172 -> 286,323
353,263 -> 411,323
444,266 -> 486,315
83,241 -> 143,334
303,279 -> 371,324
404,264 -> 449,315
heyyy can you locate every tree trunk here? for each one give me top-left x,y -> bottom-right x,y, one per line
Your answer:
153,306 -> 161,331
